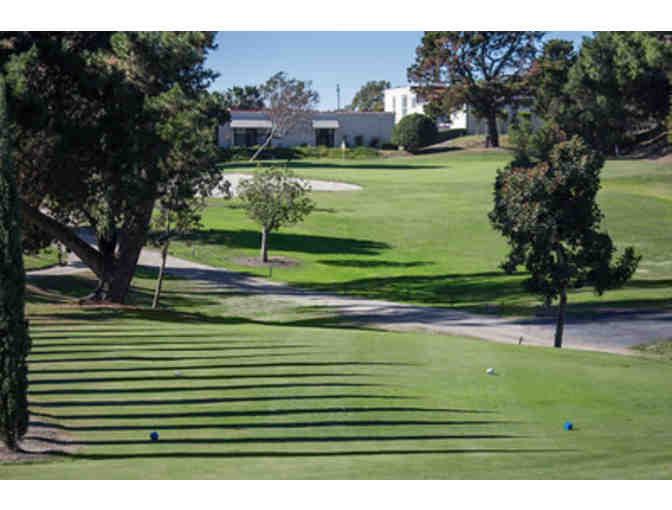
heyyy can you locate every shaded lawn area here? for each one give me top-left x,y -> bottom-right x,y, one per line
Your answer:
2,290 -> 671,479
169,152 -> 672,316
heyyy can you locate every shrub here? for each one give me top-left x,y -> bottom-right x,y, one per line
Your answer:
391,113 -> 437,153
354,135 -> 364,146
369,137 -> 379,148
434,128 -> 467,143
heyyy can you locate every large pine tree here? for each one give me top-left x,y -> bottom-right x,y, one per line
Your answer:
0,74 -> 31,450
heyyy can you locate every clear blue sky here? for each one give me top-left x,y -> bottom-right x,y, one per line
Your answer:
206,31 -> 592,111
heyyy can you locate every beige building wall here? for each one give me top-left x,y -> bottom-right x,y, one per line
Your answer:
219,111 -> 394,148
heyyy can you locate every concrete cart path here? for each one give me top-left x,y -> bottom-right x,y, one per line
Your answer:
27,242 -> 672,356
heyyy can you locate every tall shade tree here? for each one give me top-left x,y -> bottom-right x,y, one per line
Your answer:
408,31 -> 544,147
238,167 -> 315,263
562,31 -> 671,153
347,80 -> 391,112
249,72 -> 319,161
0,75 -> 31,451
1,32 -> 229,303
489,137 -> 640,348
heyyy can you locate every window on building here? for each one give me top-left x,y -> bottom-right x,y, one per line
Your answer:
315,128 -> 335,148
411,96 -> 417,108
392,97 -> 396,112
401,95 -> 407,117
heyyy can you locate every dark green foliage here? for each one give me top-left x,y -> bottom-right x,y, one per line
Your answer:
508,112 -> 534,166
489,136 -> 641,347
1,32 -> 229,302
530,121 -> 567,162
0,75 -> 31,450
509,113 -> 568,165
528,39 -> 577,121
434,128 -> 468,143
539,32 -> 671,154
408,31 -> 544,148
391,113 -> 437,153
346,80 -> 390,112
223,85 -> 264,110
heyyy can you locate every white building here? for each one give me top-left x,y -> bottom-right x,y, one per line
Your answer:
218,110 -> 394,149
383,86 -> 468,129
383,86 -> 536,136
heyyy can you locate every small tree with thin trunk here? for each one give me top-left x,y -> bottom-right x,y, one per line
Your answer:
238,167 -> 315,263
0,75 -> 31,450
489,136 -> 641,348
249,72 -> 319,162
147,179 -> 231,309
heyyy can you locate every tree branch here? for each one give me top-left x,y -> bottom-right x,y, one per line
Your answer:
19,199 -> 103,276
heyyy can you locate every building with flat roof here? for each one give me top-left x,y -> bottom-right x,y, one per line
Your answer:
218,110 -> 394,149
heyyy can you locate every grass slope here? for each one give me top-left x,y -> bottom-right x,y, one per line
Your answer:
2,273 -> 671,479
168,150 -> 672,315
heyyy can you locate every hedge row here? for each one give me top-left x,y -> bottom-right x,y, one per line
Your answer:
220,145 -> 381,161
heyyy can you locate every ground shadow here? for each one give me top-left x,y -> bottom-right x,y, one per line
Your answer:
318,260 -> 434,269
22,447 -> 570,461
30,418 -> 506,432
297,271 -> 528,307
29,393 -> 414,408
183,229 -> 390,256
31,406 -> 493,421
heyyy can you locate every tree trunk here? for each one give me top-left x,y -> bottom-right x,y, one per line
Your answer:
554,288 -> 567,348
83,198 -> 155,304
486,110 -> 500,148
19,199 -> 103,276
249,127 -> 276,162
260,226 -> 269,263
152,242 -> 169,309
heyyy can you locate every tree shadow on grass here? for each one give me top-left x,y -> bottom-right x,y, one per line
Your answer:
183,229 -> 390,256
297,271 -> 529,307
319,260 -> 434,269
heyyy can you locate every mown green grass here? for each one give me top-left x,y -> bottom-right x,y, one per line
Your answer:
168,150 -> 672,315
23,246 -> 61,271
2,273 -> 671,479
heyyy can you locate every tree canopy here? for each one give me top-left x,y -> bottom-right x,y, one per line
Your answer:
529,32 -> 672,154
224,85 -> 264,110
408,31 -> 544,147
247,72 -> 319,161
489,137 -> 640,347
1,32 -> 229,302
347,80 -> 390,111
238,167 -> 315,263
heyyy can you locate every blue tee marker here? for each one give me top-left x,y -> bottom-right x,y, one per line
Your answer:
150,431 -> 159,441
563,421 -> 573,431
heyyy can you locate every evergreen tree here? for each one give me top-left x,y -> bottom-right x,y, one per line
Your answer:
1,32 -> 229,303
408,31 -> 544,148
489,137 -> 640,348
0,75 -> 31,450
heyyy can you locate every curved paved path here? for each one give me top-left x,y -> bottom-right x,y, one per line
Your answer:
27,240 -> 672,356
